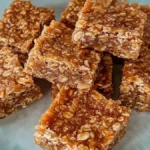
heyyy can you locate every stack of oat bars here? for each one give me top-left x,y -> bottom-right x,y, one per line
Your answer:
0,0 -> 150,149
0,0 -> 54,118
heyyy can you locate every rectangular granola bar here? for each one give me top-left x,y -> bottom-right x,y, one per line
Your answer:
120,46 -> 150,112
0,47 -> 42,119
51,54 -> 112,100
73,0 -> 147,60
35,86 -> 131,150
25,21 -> 101,90
0,0 -> 54,54
60,0 -> 86,28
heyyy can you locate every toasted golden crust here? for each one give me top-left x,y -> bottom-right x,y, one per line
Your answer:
25,21 -> 101,91
0,47 -> 42,119
51,54 -> 112,100
73,0 -> 147,60
120,46 -> 150,112
0,0 -> 54,54
35,86 -> 131,150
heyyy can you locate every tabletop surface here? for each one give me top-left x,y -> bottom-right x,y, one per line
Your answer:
0,0 -> 150,150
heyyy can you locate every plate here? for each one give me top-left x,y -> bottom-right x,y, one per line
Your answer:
0,0 -> 150,150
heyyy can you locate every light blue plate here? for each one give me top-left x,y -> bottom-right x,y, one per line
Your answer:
0,1 -> 150,150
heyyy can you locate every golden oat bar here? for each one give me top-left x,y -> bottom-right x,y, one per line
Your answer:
35,86 -> 131,150
73,0 -> 147,60
120,46 -> 150,112
25,21 -> 101,90
95,53 -> 113,98
0,47 -> 42,119
60,0 -> 86,28
51,54 -> 112,100
0,0 -> 54,54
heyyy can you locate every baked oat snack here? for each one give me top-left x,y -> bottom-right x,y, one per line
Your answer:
0,0 -> 54,55
51,54 -> 112,100
95,53 -> 113,98
73,0 -> 147,60
35,86 -> 131,150
120,46 -> 150,112
25,21 -> 101,91
0,47 -> 42,119
60,0 -> 86,28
